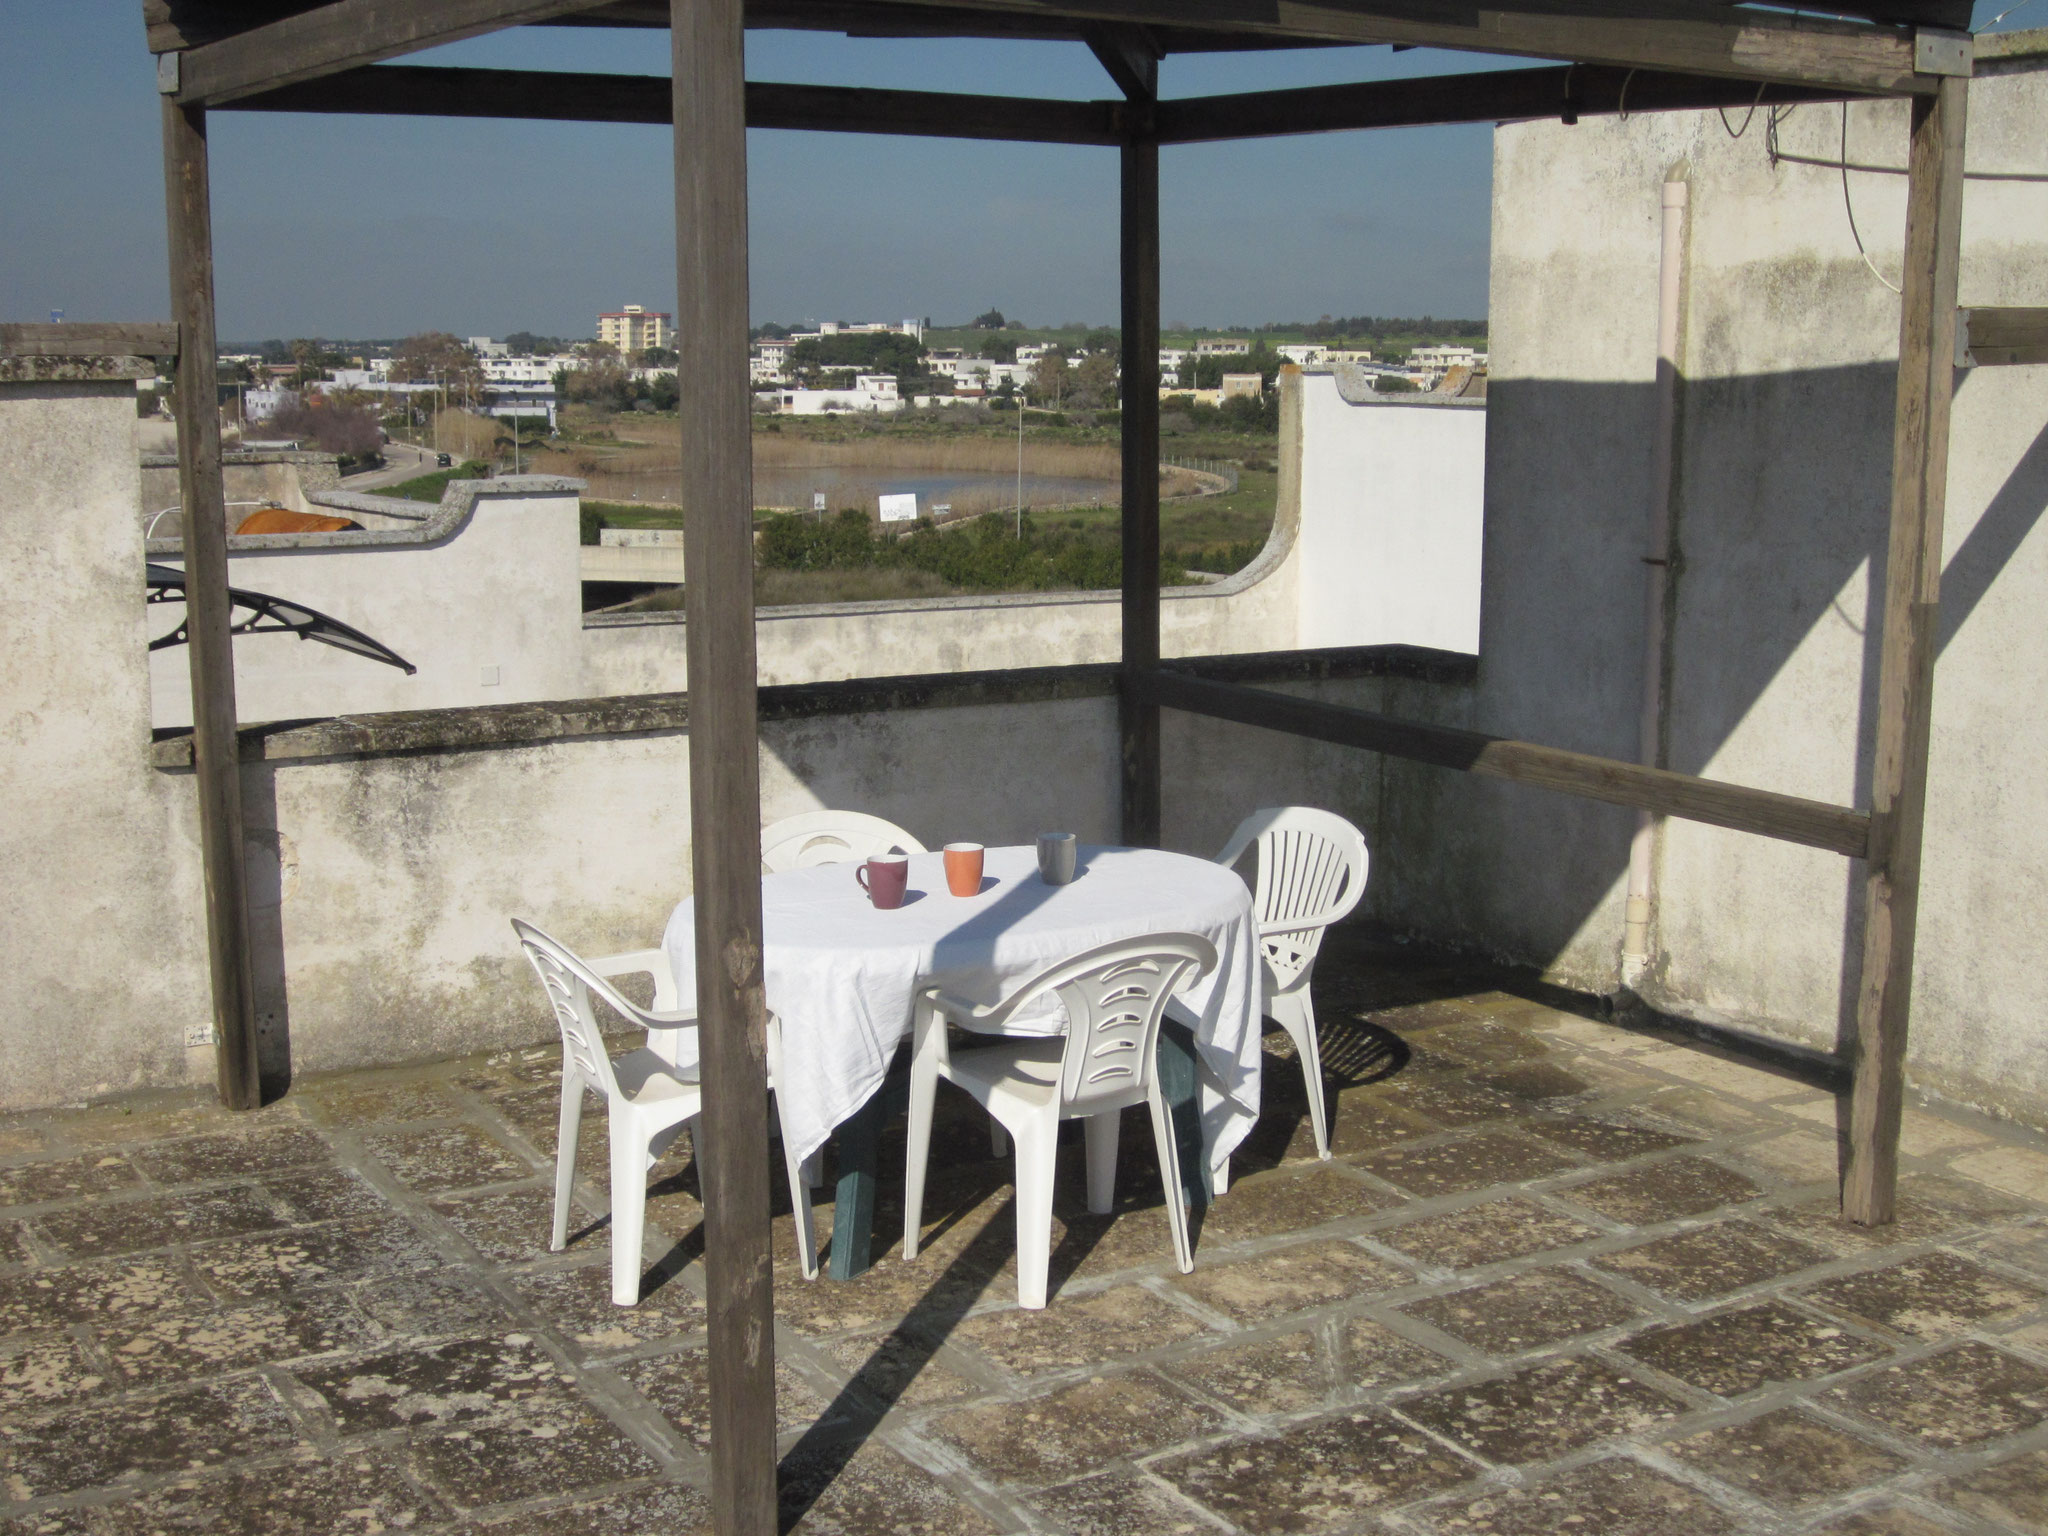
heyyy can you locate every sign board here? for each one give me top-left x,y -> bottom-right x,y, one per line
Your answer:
932,504 -> 952,519
878,492 -> 919,523
812,491 -> 827,514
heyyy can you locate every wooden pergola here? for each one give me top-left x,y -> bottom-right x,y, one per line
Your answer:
140,0 -> 2027,1526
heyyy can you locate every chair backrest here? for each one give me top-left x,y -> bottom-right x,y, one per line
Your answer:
985,933 -> 1216,1115
760,809 -> 927,873
1215,807 -> 1369,985
512,918 -> 678,1101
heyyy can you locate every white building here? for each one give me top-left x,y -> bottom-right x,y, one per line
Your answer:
770,374 -> 905,415
1194,337 -> 1251,356
1276,344 -> 1326,367
467,337 -> 510,359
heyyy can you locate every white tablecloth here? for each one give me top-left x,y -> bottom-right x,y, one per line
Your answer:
660,844 -> 1262,1172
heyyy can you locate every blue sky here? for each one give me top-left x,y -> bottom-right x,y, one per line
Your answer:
0,2 -> 2027,339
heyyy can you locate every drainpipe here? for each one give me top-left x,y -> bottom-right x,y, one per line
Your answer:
1622,171 -> 1689,987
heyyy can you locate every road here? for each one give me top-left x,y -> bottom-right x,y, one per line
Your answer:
338,438 -> 443,492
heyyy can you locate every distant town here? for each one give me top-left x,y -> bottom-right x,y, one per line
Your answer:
200,308 -> 1487,443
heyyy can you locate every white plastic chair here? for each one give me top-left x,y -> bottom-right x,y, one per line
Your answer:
1214,807 -> 1370,1168
903,933 -> 1218,1309
760,809 -> 926,873
512,919 -> 818,1304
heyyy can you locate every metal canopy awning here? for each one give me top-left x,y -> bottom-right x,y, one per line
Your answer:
145,560 -> 418,674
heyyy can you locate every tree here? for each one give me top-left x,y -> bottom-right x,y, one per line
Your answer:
1082,327 -> 1119,356
973,308 -> 1007,330
1073,350 -> 1120,408
636,346 -> 678,367
504,331 -> 564,355
787,331 -> 924,385
268,392 -> 383,460
1028,347 -> 1070,407
389,332 -> 482,401
979,333 -> 1019,364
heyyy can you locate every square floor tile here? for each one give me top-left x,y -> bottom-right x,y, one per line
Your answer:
1621,1301 -> 1889,1397
931,1372 -> 1221,1484
1171,1240 -> 1410,1323
1418,1455 -> 1743,1535
1593,1221 -> 1832,1302
0,1154 -> 143,1209
1163,1329 -> 1330,1416
1356,1134 -> 1577,1199
1558,1158 -> 1763,1225
954,1283 -> 1206,1376
1400,1268 -> 1637,1355
1029,1470 -> 1222,1536
1157,1407 -> 1476,1532
365,1125 -> 532,1194
1665,1406 -> 1906,1506
776,1440 -> 1001,1536
410,1400 -> 661,1510
621,1347 -> 841,1446
1824,1341 -> 2048,1448
294,1333 -> 574,1434
1935,1445 -> 2048,1533
0,1378 -> 303,1499
1377,1199 -> 1600,1271
1800,1250 -> 2046,1339
1397,1353 -> 1686,1465
1523,1116 -> 1696,1164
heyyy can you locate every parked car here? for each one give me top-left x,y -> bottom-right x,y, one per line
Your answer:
436,453 -> 452,467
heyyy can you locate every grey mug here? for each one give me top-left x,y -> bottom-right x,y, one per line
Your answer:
1036,832 -> 1078,885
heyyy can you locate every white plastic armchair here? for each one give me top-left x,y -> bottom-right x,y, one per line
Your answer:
903,932 -> 1217,1309
512,920 -> 818,1303
1214,807 -> 1370,1165
760,809 -> 926,873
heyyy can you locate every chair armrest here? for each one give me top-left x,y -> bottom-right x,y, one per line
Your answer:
589,948 -> 684,1013
917,984 -> 991,1024
638,1008 -> 699,1031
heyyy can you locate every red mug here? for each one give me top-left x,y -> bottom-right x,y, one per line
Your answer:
856,853 -> 909,909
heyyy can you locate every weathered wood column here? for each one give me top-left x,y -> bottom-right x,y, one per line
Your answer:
161,96 -> 262,1110
1118,63 -> 1162,848
671,0 -> 777,1527
1845,76 -> 1969,1226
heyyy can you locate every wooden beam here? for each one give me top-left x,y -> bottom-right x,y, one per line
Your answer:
1087,22 -> 1160,101
167,0 -> 616,107
1118,71 -> 1161,849
1140,671 -> 1874,859
851,0 -> 1942,94
161,99 -> 263,1111
227,63 -> 1122,143
0,323 -> 179,358
1956,307 -> 2048,368
1154,62 -> 1861,143
1845,74 -> 1968,1228
672,0 -> 776,1529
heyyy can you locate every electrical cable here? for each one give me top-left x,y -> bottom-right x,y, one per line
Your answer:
1718,78 -> 1767,138
1839,101 -> 1900,294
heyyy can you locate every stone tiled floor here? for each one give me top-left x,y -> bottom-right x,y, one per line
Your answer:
4,932 -> 2048,1534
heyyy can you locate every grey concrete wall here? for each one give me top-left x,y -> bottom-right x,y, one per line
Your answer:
0,376 -> 214,1105
146,480 -> 588,729
1383,54 -> 2048,1122
139,451 -> 342,532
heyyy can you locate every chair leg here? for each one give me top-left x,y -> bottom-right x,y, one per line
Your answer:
903,1062 -> 938,1260
1012,1114 -> 1060,1309
778,1108 -> 819,1283
1272,987 -> 1331,1160
551,1074 -> 583,1252
1147,1085 -> 1194,1274
607,1111 -> 650,1307
1083,1110 -> 1120,1216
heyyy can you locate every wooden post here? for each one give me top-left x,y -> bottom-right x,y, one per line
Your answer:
161,96 -> 262,1111
670,0 -> 777,1528
1118,73 -> 1162,848
1844,77 -> 1968,1227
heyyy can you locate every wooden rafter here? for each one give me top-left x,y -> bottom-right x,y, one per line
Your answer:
163,0 -> 618,106
151,0 -> 1960,104
225,58 -> 1857,141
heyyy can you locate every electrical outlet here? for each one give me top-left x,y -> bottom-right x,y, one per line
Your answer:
185,1022 -> 217,1048
480,664 -> 501,686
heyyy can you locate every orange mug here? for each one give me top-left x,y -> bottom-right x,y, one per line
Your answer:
943,842 -> 985,898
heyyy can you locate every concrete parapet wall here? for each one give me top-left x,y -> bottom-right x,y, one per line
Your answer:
1382,62 -> 2048,1125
